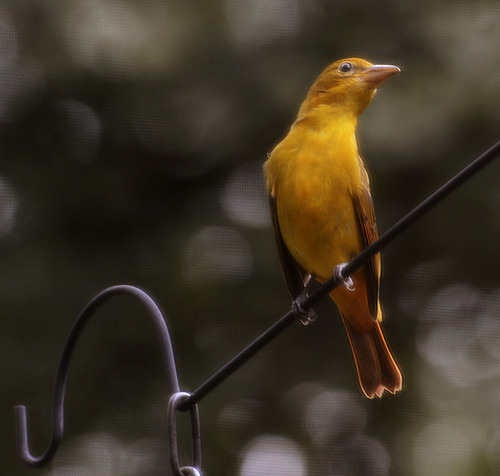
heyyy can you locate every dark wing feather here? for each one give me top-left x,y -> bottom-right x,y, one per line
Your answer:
269,194 -> 310,300
352,187 -> 380,319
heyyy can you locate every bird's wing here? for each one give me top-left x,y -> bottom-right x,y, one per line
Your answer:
269,193 -> 311,300
351,186 -> 380,320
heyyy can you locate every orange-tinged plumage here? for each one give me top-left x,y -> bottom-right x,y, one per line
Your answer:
264,58 -> 402,398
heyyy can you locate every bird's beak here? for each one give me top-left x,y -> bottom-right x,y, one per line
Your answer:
359,64 -> 400,85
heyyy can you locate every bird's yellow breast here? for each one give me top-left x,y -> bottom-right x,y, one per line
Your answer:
265,114 -> 365,279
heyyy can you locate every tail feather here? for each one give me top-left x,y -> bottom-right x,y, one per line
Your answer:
341,314 -> 402,398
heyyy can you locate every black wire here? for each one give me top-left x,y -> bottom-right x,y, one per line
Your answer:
180,140 -> 500,410
178,309 -> 297,411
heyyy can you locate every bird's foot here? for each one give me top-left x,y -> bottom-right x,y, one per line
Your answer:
335,263 -> 355,291
292,290 -> 317,326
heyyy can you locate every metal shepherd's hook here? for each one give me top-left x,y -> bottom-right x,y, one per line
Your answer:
14,285 -> 202,474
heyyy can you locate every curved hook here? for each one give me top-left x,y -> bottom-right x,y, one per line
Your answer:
15,285 -> 180,467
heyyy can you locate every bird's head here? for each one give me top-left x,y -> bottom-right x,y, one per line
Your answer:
299,58 -> 400,117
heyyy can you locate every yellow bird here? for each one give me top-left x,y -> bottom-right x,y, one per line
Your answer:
264,58 -> 402,398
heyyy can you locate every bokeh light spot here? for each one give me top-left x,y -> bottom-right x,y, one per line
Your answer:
44,432 -> 161,475
55,100 -> 102,163
413,419 -> 483,476
222,163 -> 270,228
0,175 -> 18,239
417,284 -> 500,387
239,434 -> 306,476
304,389 -> 367,446
183,226 -> 253,286
0,10 -> 18,69
225,0 -> 301,46
328,434 -> 390,476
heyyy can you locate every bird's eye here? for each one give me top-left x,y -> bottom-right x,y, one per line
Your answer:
338,62 -> 353,73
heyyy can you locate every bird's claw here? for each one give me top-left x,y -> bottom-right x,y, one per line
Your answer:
292,291 -> 317,326
335,263 -> 355,291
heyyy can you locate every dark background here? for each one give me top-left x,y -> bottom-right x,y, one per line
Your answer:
1,1 -> 499,475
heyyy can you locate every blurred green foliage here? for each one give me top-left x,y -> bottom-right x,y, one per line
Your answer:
0,0 -> 499,475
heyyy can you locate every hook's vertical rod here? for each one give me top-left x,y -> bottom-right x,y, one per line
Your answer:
15,285 -> 180,467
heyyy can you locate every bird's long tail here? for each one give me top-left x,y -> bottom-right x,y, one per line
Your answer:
340,314 -> 402,398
